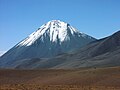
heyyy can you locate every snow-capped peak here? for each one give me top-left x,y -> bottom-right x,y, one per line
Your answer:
17,20 -> 93,46
0,20 -> 96,64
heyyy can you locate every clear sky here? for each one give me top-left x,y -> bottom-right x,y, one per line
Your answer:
0,0 -> 120,53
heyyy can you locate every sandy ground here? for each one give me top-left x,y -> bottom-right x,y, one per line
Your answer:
0,66 -> 120,90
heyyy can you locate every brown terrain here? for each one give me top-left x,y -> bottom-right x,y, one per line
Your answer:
0,66 -> 120,90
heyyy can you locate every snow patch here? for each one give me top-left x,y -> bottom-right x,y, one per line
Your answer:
17,20 -> 92,46
0,51 -> 6,57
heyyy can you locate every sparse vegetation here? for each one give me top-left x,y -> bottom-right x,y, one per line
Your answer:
1,84 -> 120,90
0,67 -> 120,90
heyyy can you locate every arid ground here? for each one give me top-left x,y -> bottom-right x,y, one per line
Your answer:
0,66 -> 120,90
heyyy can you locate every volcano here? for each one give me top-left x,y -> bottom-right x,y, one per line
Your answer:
0,20 -> 96,68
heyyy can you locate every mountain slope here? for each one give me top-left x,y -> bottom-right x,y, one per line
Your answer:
50,30 -> 120,68
0,20 -> 96,68
12,30 -> 120,69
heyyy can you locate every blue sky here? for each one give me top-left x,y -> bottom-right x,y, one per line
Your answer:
0,0 -> 120,52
